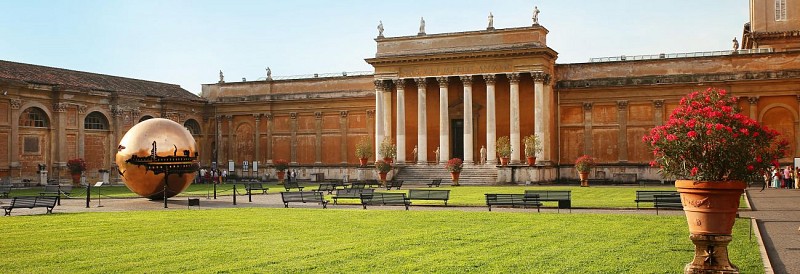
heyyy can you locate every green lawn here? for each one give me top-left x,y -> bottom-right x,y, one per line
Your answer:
0,208 -> 762,273
9,183 -> 748,209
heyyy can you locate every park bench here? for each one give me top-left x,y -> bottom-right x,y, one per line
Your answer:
40,185 -> 72,205
426,179 -> 442,187
349,182 -> 367,189
524,190 -> 572,212
407,189 -> 450,206
240,183 -> 268,195
360,192 -> 411,210
283,181 -> 305,191
365,180 -> 382,188
0,185 -> 11,198
3,196 -> 59,216
280,191 -> 328,209
654,194 -> 683,215
485,193 -> 541,212
318,183 -> 337,194
332,188 -> 374,205
385,180 -> 404,190
635,190 -> 679,209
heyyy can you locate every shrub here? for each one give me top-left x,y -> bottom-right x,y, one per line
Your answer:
523,134 -> 542,157
67,158 -> 86,174
496,136 -> 511,158
575,155 -> 595,173
379,137 -> 396,159
273,159 -> 289,172
445,158 -> 463,173
374,160 -> 392,173
355,137 -> 373,159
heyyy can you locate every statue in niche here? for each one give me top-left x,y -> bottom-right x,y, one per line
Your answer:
480,145 -> 487,165
418,17 -> 426,35
533,6 -> 540,25
412,145 -> 418,163
377,21 -> 384,37
266,67 -> 272,80
487,12 -> 494,30
434,146 -> 440,163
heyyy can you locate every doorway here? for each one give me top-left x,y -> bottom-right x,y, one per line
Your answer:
451,119 -> 464,160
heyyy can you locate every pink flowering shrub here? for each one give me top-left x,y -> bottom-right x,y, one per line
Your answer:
575,155 -> 596,172
445,158 -> 463,173
643,88 -> 788,181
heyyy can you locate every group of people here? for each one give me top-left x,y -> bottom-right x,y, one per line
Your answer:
199,168 -> 226,184
769,166 -> 799,189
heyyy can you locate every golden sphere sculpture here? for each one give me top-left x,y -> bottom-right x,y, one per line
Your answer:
115,118 -> 199,199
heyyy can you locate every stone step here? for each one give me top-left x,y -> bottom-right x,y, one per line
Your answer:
394,164 -> 498,185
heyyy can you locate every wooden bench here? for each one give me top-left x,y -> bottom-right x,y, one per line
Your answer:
426,179 -> 442,187
240,183 -> 268,195
280,191 -> 328,209
364,180 -> 381,188
360,192 -> 411,210
332,188 -> 374,205
407,189 -> 450,206
283,181 -> 305,191
635,190 -> 679,209
317,183 -> 337,194
0,185 -> 11,198
485,194 -> 541,212
524,190 -> 572,212
3,196 -> 59,216
654,194 -> 683,215
385,180 -> 404,190
349,182 -> 367,189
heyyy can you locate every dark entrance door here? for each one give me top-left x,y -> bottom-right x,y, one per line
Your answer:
451,119 -> 464,160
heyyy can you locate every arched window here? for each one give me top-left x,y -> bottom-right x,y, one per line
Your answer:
84,112 -> 109,130
139,115 -> 154,122
184,119 -> 201,135
20,107 -> 49,128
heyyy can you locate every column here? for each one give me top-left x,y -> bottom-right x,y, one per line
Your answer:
314,112 -> 323,164
542,76 -> 553,163
54,103 -> 68,162
508,73 -> 521,164
653,100 -> 664,126
748,97 -> 759,119
532,72 -> 546,162
617,100 -> 628,162
253,114 -> 261,164
461,75 -> 474,164
226,115 -> 233,163
583,103 -> 593,156
215,115 -> 222,164
289,112 -> 298,164
374,80 -> 385,160
484,74 -> 497,164
9,99 -> 21,169
384,83 -> 393,140
265,113 -> 273,163
339,111 -> 349,164
796,96 -> 800,156
437,77 -> 449,163
416,78 -> 428,164
393,79 -> 406,164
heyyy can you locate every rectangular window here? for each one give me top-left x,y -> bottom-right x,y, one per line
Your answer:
775,0 -> 787,21
23,136 -> 39,154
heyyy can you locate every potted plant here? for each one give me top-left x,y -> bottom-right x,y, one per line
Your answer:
374,160 -> 392,183
574,155 -> 595,187
643,87 -> 788,273
523,134 -> 542,166
445,158 -> 463,186
496,136 -> 511,166
67,158 -> 86,186
379,137 -> 396,164
355,137 -> 373,167
273,159 -> 289,182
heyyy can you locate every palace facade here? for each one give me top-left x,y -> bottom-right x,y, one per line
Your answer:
2,0 -> 799,184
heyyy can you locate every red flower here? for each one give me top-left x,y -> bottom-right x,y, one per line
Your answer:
690,167 -> 699,176
687,131 -> 697,138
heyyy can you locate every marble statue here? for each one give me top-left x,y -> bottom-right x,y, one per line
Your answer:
732,37 -> 739,51
480,145 -> 487,165
266,67 -> 272,80
434,146 -> 440,162
378,21 -> 384,37
533,6 -> 540,25
419,17 -> 426,35
412,145 -> 418,163
487,12 -> 494,30
219,70 -> 224,83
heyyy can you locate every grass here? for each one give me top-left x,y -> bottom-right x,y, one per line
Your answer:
0,208 -> 762,273
10,183 -> 748,209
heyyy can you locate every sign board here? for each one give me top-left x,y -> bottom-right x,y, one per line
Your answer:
228,160 -> 235,172
253,161 -> 258,172
794,157 -> 800,168
94,182 -> 104,187
243,161 -> 249,172
212,161 -> 217,170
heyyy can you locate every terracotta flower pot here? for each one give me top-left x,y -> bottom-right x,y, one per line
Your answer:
379,172 -> 387,182
578,171 -> 589,187
71,172 -> 82,186
499,157 -> 510,166
451,172 -> 460,186
359,158 -> 368,167
526,156 -> 536,166
276,171 -> 285,181
676,180 -> 745,235
383,157 -> 393,164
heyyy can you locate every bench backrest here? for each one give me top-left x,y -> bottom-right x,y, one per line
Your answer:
0,185 -> 11,192
350,182 -> 367,189
60,185 -> 73,193
524,190 -> 571,200
408,189 -> 450,200
281,191 -> 324,202
636,191 -> 678,200
361,192 -> 407,204
429,179 -> 442,185
388,180 -> 403,187
485,193 -> 528,204
11,196 -> 38,208
335,188 -> 373,197
43,185 -> 60,193
35,196 -> 59,207
318,183 -> 335,191
285,181 -> 302,188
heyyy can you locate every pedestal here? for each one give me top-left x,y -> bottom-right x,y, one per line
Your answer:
39,171 -> 48,185
684,234 -> 738,274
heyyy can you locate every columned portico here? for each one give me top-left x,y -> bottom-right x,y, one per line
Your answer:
394,79 -> 406,163
461,75 -> 474,164
508,73 -> 521,164
532,72 -> 546,162
484,74 -> 497,164
437,77 -> 449,164
416,78 -> 428,164
374,80 -> 385,160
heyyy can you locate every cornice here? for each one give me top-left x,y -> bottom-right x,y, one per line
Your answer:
556,69 -> 800,89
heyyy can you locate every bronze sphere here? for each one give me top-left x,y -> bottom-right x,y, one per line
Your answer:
115,118 -> 198,199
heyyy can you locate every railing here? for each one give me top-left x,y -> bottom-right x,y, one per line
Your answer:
589,48 -> 774,63
250,71 -> 374,81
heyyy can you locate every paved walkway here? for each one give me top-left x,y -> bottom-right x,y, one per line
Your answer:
740,187 -> 800,274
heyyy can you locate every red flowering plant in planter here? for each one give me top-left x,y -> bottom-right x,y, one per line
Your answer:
67,158 -> 87,174
642,87 -> 788,272
445,158 -> 463,186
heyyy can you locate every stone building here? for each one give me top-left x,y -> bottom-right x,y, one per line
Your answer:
3,0 -> 800,184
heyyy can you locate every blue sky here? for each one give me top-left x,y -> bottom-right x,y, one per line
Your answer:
0,0 -> 748,95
